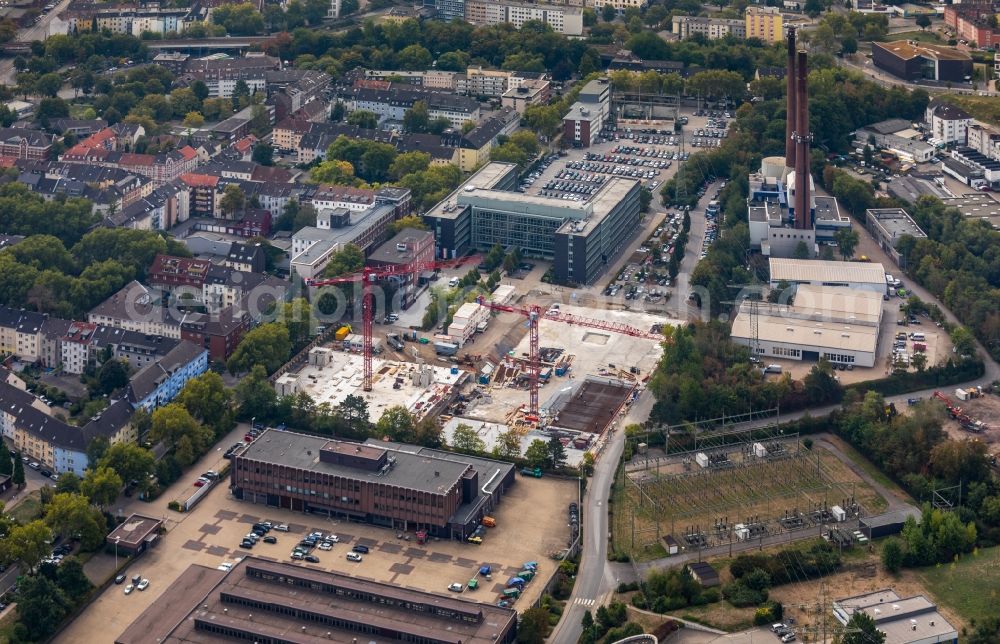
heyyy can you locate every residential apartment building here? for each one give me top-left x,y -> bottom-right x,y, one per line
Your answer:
454,106 -> 521,172
944,5 -> 1000,49
926,99 -> 972,145
461,67 -> 513,98
745,6 -> 783,43
672,15 -> 746,40
501,78 -> 551,113
362,70 -> 458,90
600,0 -> 647,13
464,0 -> 584,35
0,128 -> 54,161
183,54 -> 281,98
336,84 -> 481,129
0,307 -> 47,362
967,122 -> 1000,160
127,341 -> 209,411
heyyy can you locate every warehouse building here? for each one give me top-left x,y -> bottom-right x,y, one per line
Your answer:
117,557 -> 518,644
231,430 -> 516,540
871,41 -> 972,83
865,208 -> 927,268
940,192 -> 1000,229
768,257 -> 888,294
730,284 -> 884,368
424,162 -> 641,285
833,589 -> 957,644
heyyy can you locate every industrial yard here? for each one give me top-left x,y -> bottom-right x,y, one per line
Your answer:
612,429 -> 888,560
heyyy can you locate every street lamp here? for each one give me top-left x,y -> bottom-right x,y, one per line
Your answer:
114,536 -> 120,569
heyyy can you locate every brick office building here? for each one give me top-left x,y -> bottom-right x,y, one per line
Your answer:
230,431 -> 516,539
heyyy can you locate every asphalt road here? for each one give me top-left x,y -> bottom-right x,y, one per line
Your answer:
0,0 -> 73,85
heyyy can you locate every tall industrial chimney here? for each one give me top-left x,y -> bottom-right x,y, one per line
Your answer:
785,27 -> 797,169
794,50 -> 810,230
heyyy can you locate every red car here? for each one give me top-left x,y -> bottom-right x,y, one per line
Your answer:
194,478 -> 208,487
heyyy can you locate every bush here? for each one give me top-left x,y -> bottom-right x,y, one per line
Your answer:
167,500 -> 182,512
617,581 -> 640,593
802,438 -> 813,450
722,581 -> 768,607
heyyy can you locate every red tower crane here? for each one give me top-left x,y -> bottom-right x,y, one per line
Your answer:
475,296 -> 663,418
306,255 -> 481,391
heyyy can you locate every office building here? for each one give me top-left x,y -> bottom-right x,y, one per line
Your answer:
563,78 -> 611,148
865,208 -> 927,268
745,6 -> 783,43
424,162 -> 641,285
116,557 -> 518,644
501,78 -> 551,113
871,41 -> 972,84
231,430 -> 516,539
335,84 -> 481,129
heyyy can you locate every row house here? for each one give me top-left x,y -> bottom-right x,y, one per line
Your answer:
127,340 -> 209,411
0,128 -> 54,161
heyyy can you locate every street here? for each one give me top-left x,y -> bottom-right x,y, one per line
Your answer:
0,0 -> 73,85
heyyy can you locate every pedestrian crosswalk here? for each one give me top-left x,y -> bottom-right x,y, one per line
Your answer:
575,597 -> 596,607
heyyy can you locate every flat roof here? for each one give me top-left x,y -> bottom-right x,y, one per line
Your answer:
732,310 -> 880,354
239,430 -> 471,494
425,162 -> 517,220
867,207 -> 927,240
940,192 -> 1000,228
860,507 -> 922,528
833,588 -> 957,644
887,175 -> 953,203
117,557 -> 517,644
769,258 -> 887,286
813,195 -> 847,222
785,284 -> 884,325
874,40 -> 971,62
557,178 -> 640,236
106,514 -> 162,549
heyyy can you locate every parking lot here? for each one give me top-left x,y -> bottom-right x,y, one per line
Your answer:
57,465 -> 576,642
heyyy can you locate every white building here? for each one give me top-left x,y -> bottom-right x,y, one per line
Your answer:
925,100 -> 971,146
447,302 -> 490,346
731,285 -> 884,368
672,15 -> 746,40
464,0 -> 584,35
832,589 -> 957,644
769,257 -> 888,294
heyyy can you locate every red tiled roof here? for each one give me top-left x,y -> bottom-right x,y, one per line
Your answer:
181,173 -> 219,188
119,153 -> 156,167
177,145 -> 198,161
233,135 -> 258,153
80,127 -> 116,149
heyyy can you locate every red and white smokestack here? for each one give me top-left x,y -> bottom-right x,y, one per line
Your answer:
794,50 -> 810,231
785,27 -> 797,169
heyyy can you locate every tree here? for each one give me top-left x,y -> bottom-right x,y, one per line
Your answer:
524,439 -> 550,470
149,403 -> 214,467
403,100 -> 430,134
236,365 -> 279,421
451,424 -> 486,454
915,14 -> 931,30
81,466 -> 123,510
220,184 -> 245,218
282,297 -> 314,346
56,557 -> 93,599
602,4 -> 616,21
376,406 -> 416,443
341,0 -> 359,14
55,471 -> 81,494
548,435 -> 567,469
97,442 -> 155,488
44,492 -> 106,551
12,454 -> 25,489
841,611 -> 886,644
397,44 -> 433,71
517,607 -> 551,643
85,435 -> 110,469
0,520 -> 51,572
389,214 -> 429,234
227,322 -> 293,375
950,326 -> 976,357
96,358 -> 129,395
339,393 -> 370,433
176,371 -> 233,434
346,109 -> 378,129
389,151 -> 431,179
252,142 -> 273,166
13,574 -> 70,641
833,227 -> 859,260
0,450 -> 11,477
182,111 -> 204,128
492,429 -> 522,461
911,351 -> 927,372
793,241 -> 810,259
320,243 -> 365,278
881,538 -> 903,573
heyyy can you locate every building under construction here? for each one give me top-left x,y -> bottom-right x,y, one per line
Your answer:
746,27 -> 850,256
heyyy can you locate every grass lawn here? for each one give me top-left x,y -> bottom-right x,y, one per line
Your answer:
940,95 -> 1000,127
916,546 -> 1000,624
8,489 -> 43,524
882,30 -> 941,43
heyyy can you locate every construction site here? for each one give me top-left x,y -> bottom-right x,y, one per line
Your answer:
274,347 -> 468,421
612,424 -> 889,560
930,388 -> 999,450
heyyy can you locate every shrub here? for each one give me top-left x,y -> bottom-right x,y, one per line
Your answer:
167,500 -> 182,512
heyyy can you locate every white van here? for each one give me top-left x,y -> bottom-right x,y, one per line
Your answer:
910,333 -> 925,341
448,277 -> 460,287
764,364 -> 782,374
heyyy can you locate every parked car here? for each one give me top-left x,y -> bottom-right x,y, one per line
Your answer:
346,552 -> 362,562
263,536 -> 277,544
136,579 -> 149,591
448,583 -> 464,593
352,544 -> 370,554
124,584 -> 134,595
274,524 -> 289,532
114,574 -> 126,585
